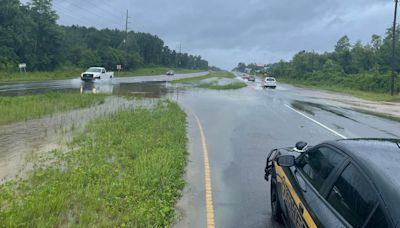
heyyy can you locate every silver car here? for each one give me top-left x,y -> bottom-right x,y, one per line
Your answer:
263,77 -> 277,89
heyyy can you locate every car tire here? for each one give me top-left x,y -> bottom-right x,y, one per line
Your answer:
271,176 -> 283,223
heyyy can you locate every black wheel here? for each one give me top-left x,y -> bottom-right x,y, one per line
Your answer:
271,178 -> 283,223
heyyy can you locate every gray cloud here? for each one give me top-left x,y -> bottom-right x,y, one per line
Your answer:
24,0 -> 394,69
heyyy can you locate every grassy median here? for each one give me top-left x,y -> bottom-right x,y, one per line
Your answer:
173,71 -> 247,90
172,71 -> 233,83
0,92 -> 107,126
0,101 -> 187,227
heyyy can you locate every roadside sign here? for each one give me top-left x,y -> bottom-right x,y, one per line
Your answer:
116,65 -> 122,70
18,63 -> 27,73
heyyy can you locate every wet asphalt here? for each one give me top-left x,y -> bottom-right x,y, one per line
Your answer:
173,78 -> 400,228
2,73 -> 400,227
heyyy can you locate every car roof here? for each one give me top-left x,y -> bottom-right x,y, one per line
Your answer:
88,67 -> 104,69
326,138 -> 400,223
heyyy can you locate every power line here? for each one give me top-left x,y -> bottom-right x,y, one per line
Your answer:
53,0 -> 125,29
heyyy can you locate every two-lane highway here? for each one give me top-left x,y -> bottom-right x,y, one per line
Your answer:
174,81 -> 400,228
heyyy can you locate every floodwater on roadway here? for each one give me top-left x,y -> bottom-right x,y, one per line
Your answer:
0,80 -> 185,183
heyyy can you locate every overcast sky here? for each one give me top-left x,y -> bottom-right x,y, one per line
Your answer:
25,0 -> 394,69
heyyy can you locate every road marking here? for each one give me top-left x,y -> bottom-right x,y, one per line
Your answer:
193,113 -> 216,228
285,104 -> 347,139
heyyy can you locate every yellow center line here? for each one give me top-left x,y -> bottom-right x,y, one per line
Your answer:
193,113 -> 216,228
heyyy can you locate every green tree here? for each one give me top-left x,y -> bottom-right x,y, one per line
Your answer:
28,0 -> 62,70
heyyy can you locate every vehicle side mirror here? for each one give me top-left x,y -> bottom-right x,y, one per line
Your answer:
277,155 -> 295,167
295,141 -> 308,151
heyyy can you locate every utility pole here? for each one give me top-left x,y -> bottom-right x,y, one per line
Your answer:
178,43 -> 182,67
124,9 -> 131,49
391,0 -> 398,96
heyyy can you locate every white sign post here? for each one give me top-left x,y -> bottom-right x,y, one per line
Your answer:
116,65 -> 122,71
18,63 -> 27,73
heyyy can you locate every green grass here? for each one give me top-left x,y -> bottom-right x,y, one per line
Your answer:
0,101 -> 187,227
280,78 -> 400,102
172,71 -> 246,90
0,70 -> 82,82
198,82 -> 247,90
172,71 -> 234,84
115,67 -> 202,77
0,92 -> 107,126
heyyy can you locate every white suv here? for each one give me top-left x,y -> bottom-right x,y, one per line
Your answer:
263,77 -> 277,89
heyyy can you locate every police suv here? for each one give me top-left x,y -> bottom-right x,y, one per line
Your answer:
265,139 -> 400,228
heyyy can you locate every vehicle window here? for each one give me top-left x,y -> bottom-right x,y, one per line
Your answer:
87,68 -> 101,73
297,147 -> 345,191
365,206 -> 389,228
327,164 -> 378,227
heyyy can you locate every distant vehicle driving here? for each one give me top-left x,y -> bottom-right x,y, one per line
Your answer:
166,70 -> 175,76
247,75 -> 256,82
265,139 -> 399,228
81,67 -> 114,81
241,74 -> 250,80
263,77 -> 276,88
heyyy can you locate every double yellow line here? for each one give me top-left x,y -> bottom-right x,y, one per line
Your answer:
193,113 -> 216,228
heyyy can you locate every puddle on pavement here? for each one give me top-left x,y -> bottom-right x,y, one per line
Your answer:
0,81 -> 185,183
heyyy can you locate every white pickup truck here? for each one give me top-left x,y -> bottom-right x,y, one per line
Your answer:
81,67 -> 114,81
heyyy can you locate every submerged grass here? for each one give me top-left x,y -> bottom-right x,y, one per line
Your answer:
0,101 -> 187,227
0,92 -> 107,126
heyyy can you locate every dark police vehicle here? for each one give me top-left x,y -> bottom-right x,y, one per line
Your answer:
265,139 -> 400,228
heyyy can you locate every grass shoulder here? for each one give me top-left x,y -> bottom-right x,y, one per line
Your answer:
0,101 -> 187,226
0,69 -> 82,82
279,78 -> 400,102
0,92 -> 107,126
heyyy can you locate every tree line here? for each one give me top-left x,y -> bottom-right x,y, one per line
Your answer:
0,0 -> 209,72
236,27 -> 400,93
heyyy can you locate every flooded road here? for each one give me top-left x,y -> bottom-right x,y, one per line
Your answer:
174,80 -> 400,228
1,73 -> 400,227
0,73 -> 198,182
0,72 -> 207,96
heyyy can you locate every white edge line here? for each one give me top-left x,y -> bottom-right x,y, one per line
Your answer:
285,104 -> 347,139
